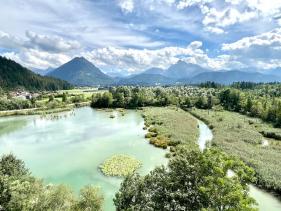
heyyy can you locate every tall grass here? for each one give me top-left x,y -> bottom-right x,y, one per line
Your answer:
190,108 -> 281,195
142,107 -> 199,151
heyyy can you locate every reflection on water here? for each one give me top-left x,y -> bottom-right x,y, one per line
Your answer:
250,185 -> 281,211
0,107 -> 167,211
197,120 -> 213,151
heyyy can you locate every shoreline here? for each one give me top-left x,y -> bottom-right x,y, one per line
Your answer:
0,101 -> 91,117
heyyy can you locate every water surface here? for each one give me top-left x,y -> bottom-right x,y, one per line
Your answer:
0,107 -> 167,211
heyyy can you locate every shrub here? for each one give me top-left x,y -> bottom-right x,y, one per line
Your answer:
145,132 -> 157,138
148,127 -> 158,133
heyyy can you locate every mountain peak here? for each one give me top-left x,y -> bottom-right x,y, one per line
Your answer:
175,60 -> 187,65
71,56 -> 89,63
47,56 -> 113,86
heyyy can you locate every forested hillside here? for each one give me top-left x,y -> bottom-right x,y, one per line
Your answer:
0,56 -> 72,91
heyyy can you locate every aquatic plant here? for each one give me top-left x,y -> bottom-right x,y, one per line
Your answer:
100,155 -> 142,177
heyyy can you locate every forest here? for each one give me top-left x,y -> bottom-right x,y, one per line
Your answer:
0,56 -> 72,91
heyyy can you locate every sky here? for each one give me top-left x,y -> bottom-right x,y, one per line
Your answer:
1,0 -> 281,74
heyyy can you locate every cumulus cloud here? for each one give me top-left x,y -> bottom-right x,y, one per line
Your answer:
0,30 -> 80,69
118,0 -> 134,13
202,7 -> 257,28
81,41 -> 241,72
221,28 -> 281,69
204,26 -> 224,34
175,0 -> 281,34
0,30 -> 81,53
176,0 -> 213,10
25,31 -> 81,53
222,28 -> 281,51
0,31 -> 23,49
2,49 -> 70,69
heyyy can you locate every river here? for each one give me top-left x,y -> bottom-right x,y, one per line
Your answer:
197,120 -> 281,211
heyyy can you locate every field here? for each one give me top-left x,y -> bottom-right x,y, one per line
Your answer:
190,108 -> 281,194
142,106 -> 199,151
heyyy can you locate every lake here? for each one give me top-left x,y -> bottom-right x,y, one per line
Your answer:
1,107 -> 281,211
0,107 -> 168,211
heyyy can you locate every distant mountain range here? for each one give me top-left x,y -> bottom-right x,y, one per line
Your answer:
0,56 -> 72,91
47,57 -> 114,86
32,67 -> 54,76
32,57 -> 281,86
180,70 -> 280,85
117,73 -> 174,86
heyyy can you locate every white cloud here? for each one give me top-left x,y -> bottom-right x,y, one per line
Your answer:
176,0 -> 213,10
202,7 -> 257,28
221,28 -> 281,69
2,49 -> 70,69
222,28 -> 281,51
118,0 -> 134,13
81,41 -> 240,72
0,30 -> 81,53
25,31 -> 81,53
204,26 -> 224,34
0,31 -> 23,49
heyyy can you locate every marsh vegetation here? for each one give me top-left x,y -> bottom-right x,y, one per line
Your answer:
100,155 -> 142,177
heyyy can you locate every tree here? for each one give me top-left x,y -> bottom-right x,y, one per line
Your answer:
74,186 -> 104,211
195,96 -> 206,109
102,92 -> 113,108
62,92 -> 68,103
0,154 -> 104,211
114,149 -> 256,211
207,95 -> 213,109
48,95 -> 54,102
245,96 -> 253,113
0,154 -> 29,177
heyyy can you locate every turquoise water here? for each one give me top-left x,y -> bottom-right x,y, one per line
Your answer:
0,107 -> 167,211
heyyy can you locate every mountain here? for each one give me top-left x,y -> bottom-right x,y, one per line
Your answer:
48,57 -> 113,86
181,70 -> 281,85
0,56 -> 72,91
164,61 -> 208,79
142,67 -> 165,75
266,68 -> 281,77
32,67 -> 54,76
117,73 -> 174,86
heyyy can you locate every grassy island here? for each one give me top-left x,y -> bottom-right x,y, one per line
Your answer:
100,155 -> 142,177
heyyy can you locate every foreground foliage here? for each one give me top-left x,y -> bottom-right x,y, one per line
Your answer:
100,155 -> 142,177
0,154 -> 104,211
114,149 -> 257,211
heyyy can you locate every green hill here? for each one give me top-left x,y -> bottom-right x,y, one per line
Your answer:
0,56 -> 73,91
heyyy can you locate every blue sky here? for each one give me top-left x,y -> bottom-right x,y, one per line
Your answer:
1,0 -> 281,74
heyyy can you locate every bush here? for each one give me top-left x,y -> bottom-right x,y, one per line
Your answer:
148,127 -> 158,133
260,131 -> 281,140
145,132 -> 157,138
